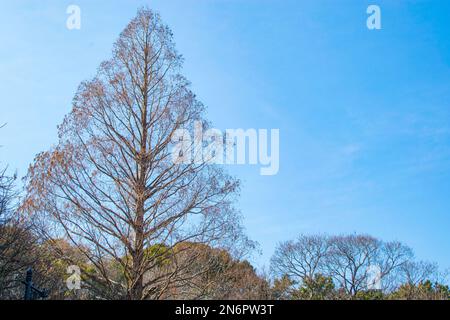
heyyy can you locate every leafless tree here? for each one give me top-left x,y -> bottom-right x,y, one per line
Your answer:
400,260 -> 439,286
326,235 -> 384,296
270,235 -> 330,284
377,240 -> 413,292
22,8 -> 251,300
0,168 -> 15,223
326,235 -> 413,296
1,169 -> 47,299
0,127 -> 38,298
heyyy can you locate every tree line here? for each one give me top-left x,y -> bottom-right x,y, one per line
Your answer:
270,234 -> 449,300
0,8 -> 448,300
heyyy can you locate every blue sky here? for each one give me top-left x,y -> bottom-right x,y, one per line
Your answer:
1,0 -> 450,271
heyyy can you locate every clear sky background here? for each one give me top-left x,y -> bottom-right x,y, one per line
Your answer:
1,0 -> 450,271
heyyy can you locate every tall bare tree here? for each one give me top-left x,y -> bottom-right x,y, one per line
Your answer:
270,235 -> 330,283
22,8 -> 250,300
326,235 -> 382,296
326,235 -> 412,296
